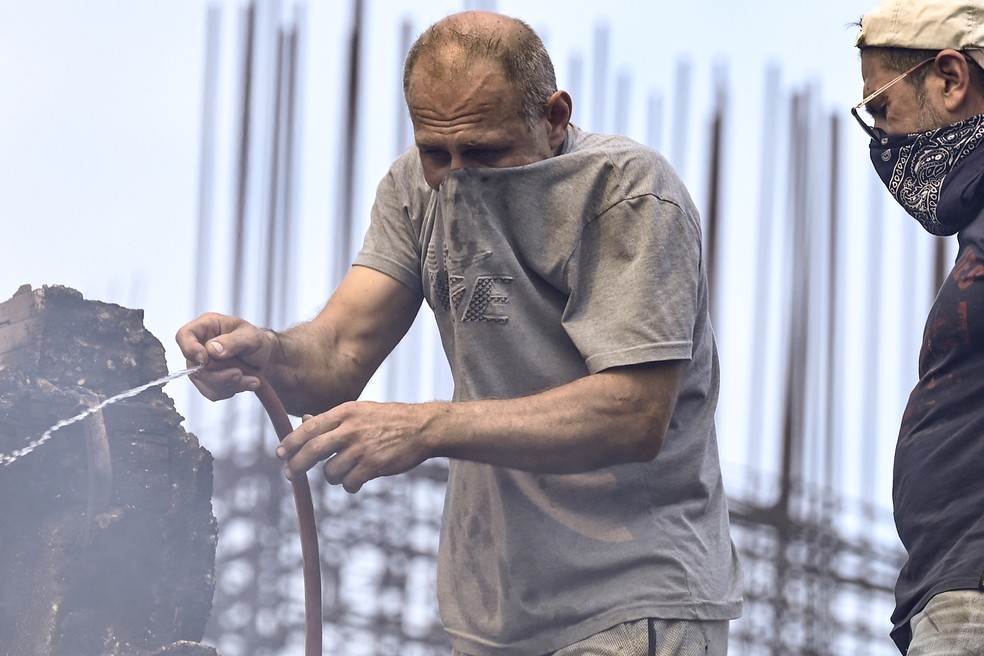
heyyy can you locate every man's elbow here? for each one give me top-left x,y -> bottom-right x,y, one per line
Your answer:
610,361 -> 681,464
630,429 -> 666,463
632,390 -> 677,463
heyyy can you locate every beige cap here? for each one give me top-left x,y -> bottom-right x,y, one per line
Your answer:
856,0 -> 984,54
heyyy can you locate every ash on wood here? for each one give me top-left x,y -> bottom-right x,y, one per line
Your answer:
0,285 -> 218,656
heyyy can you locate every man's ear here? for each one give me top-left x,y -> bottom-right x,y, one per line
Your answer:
544,90 -> 572,152
935,49 -> 975,114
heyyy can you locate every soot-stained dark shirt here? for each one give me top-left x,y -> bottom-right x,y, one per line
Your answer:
891,207 -> 984,652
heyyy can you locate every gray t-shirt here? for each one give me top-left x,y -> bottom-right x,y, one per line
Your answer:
354,126 -> 742,656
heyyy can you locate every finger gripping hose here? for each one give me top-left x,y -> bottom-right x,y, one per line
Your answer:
253,381 -> 323,656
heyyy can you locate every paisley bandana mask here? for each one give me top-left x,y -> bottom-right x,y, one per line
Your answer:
869,113 -> 984,236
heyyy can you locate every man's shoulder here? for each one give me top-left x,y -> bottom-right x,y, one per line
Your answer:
566,125 -> 659,157
566,126 -> 674,174
564,125 -> 688,199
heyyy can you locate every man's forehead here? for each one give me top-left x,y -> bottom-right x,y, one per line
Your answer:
860,50 -> 891,85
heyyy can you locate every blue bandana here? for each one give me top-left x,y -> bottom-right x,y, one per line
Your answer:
869,113 -> 984,235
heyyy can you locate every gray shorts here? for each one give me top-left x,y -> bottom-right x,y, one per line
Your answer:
908,589 -> 984,656
452,617 -> 730,656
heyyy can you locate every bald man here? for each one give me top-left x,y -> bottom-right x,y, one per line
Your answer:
178,11 -> 741,656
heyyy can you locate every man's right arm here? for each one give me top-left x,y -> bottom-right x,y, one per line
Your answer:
176,265 -> 423,417
265,265 -> 423,415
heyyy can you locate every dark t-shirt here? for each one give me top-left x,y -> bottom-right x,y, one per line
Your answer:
891,207 -> 984,652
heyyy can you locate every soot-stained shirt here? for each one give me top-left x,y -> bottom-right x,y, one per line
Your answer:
891,206 -> 984,653
354,125 -> 742,656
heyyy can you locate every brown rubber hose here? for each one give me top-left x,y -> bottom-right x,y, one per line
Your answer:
253,380 -> 323,656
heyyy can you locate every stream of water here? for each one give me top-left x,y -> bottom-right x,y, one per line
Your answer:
1,365 -> 201,467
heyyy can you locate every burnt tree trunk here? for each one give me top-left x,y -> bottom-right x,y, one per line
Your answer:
0,285 -> 218,656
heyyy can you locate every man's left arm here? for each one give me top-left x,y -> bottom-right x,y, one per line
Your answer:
278,359 -> 682,492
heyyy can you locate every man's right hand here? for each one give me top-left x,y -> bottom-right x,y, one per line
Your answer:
175,312 -> 277,401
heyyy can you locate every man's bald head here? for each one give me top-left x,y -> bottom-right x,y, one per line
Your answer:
403,11 -> 558,130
